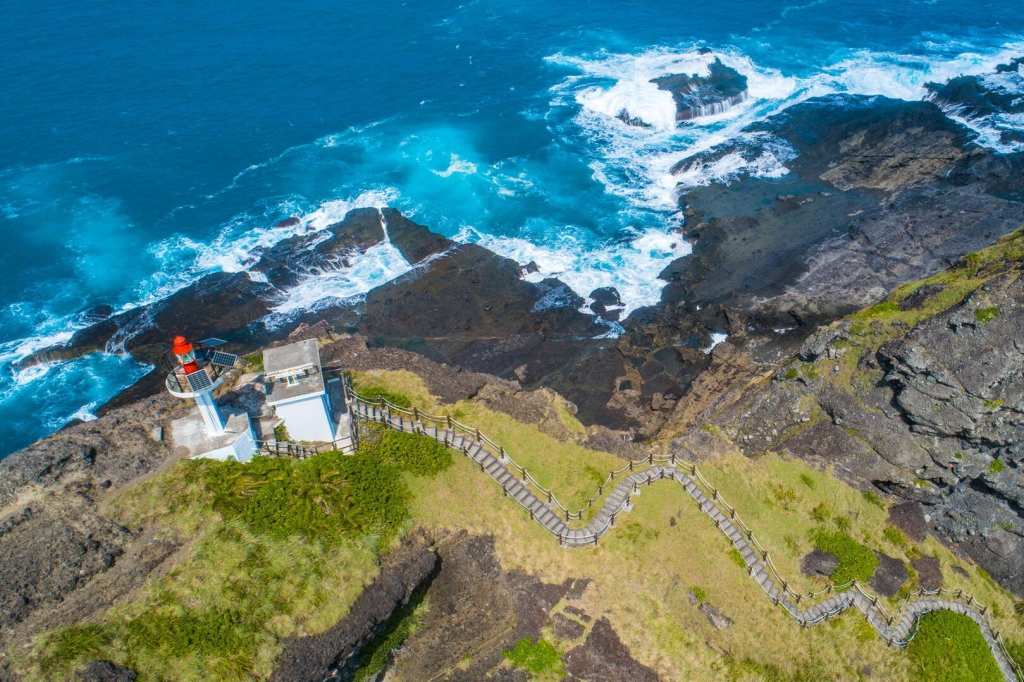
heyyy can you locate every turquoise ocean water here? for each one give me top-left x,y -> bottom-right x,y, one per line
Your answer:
1,0 -> 1023,456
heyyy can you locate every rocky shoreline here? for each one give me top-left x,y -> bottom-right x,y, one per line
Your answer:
2,59 -> 1023,680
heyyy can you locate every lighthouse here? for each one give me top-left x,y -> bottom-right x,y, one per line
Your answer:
164,335 -> 257,462
167,335 -> 226,434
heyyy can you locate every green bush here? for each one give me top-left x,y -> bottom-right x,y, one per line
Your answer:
273,423 -> 292,442
799,473 -> 816,489
810,529 -> 879,585
728,548 -> 746,568
502,637 -> 564,676
988,459 -> 1005,475
203,429 -> 452,549
974,307 -> 1000,324
784,367 -> 799,380
906,611 -> 1003,681
768,483 -> 797,511
690,586 -> 709,603
811,502 -> 832,523
883,525 -> 908,549
359,426 -> 453,477
1006,640 -> 1024,672
834,515 -> 853,533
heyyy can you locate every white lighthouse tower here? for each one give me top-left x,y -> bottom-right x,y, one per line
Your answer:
165,335 -> 257,462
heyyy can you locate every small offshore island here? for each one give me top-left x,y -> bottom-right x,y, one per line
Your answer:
3,51 -> 1024,682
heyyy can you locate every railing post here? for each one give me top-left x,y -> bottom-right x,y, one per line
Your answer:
447,414 -> 453,430
670,453 -> 676,465
499,446 -> 505,461
475,428 -> 481,442
547,491 -> 552,504
610,511 -> 616,527
648,453 -> 653,465
521,467 -> 528,482
629,460 -> 634,471
413,406 -> 419,421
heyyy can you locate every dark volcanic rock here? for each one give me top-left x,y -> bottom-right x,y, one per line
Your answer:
698,602 -> 733,630
384,533 -> 573,682
551,612 -> 586,640
652,57 -> 748,122
870,552 -> 908,598
913,556 -> 943,591
78,660 -> 137,682
926,66 -> 1024,121
270,538 -> 438,682
888,502 -> 928,543
563,617 -> 659,682
800,548 -> 839,577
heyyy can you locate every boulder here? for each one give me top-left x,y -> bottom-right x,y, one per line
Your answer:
800,548 -> 839,578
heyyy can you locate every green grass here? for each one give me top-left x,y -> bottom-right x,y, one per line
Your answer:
811,502 -> 832,523
988,459 -> 1005,475
242,352 -> 264,373
728,548 -> 746,568
974,307 -> 1000,324
690,586 -> 709,603
502,637 -> 564,677
352,384 -> 413,408
883,526 -> 908,549
906,611 -> 1004,681
799,473 -> 817,490
26,428 -> 455,681
862,490 -> 886,510
810,529 -> 879,585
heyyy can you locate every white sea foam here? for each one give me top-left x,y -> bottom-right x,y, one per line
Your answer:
270,238 -> 414,315
456,224 -> 690,317
704,332 -> 728,353
431,153 -> 479,178
548,41 -> 1024,207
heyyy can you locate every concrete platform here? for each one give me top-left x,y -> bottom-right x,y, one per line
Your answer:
169,408 -> 257,462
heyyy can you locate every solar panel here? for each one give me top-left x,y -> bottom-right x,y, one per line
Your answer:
210,351 -> 238,368
185,370 -> 213,392
198,338 -> 227,347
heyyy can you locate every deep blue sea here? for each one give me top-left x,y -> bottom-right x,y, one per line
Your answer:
2,0 -> 1023,457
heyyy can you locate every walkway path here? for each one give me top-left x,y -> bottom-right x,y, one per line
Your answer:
348,394 -> 1022,682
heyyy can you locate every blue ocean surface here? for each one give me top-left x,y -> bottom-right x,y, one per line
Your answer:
1,0 -> 1023,456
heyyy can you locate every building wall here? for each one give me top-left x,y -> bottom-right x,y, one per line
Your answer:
276,395 -> 335,443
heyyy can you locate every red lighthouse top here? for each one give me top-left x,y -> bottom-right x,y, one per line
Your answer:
172,335 -> 200,374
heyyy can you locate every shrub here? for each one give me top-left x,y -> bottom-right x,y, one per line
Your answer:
1006,641 -> 1024,674
861,490 -> 886,510
906,611 -> 1003,682
799,473 -> 816,489
810,529 -> 879,585
767,483 -> 797,511
784,367 -> 799,380
984,399 -> 1004,409
728,548 -> 746,568
811,502 -> 832,523
834,515 -> 853,533
988,459 -> 1005,475
273,423 -> 292,442
502,637 -> 564,676
359,426 -> 453,477
974,307 -> 1000,324
690,586 -> 709,603
883,525 -> 908,549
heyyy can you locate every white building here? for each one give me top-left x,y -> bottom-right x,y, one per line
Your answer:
264,339 -> 339,444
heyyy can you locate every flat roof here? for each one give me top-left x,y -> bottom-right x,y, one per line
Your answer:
263,339 -> 325,403
264,338 -> 321,377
